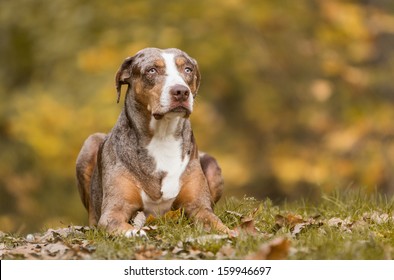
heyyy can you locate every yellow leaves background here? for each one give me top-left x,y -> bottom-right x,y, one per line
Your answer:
1,0 -> 394,233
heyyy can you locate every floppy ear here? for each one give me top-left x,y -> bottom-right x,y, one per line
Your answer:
194,59 -> 201,96
191,58 -> 201,97
115,56 -> 134,103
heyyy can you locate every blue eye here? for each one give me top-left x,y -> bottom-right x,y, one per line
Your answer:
147,68 -> 157,74
185,67 -> 192,74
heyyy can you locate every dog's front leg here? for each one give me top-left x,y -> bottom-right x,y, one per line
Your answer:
98,173 -> 143,237
174,160 -> 233,235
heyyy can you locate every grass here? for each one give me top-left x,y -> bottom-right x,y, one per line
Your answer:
1,189 -> 393,260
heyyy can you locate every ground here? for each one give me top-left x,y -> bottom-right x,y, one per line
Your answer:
1,191 -> 393,260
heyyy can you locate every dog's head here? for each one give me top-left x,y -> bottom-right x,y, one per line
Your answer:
115,48 -> 201,120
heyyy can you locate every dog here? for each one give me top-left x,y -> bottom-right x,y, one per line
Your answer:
76,48 -> 234,237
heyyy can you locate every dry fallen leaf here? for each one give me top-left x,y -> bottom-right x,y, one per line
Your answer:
291,223 -> 307,237
327,217 -> 353,232
234,216 -> 259,236
225,210 -> 243,217
164,209 -> 182,220
327,217 -> 344,227
328,217 -> 352,227
217,243 -> 236,259
0,227 -> 95,260
286,214 -> 305,225
274,214 -> 286,229
275,213 -> 310,236
172,246 -> 184,255
37,226 -> 90,243
135,245 -> 164,260
274,213 -> 304,229
186,234 -> 228,244
370,212 -> 390,224
44,242 -> 69,257
145,214 -> 156,224
141,225 -> 157,232
246,237 -> 291,260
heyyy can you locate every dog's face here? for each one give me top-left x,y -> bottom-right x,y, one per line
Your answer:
116,48 -> 201,119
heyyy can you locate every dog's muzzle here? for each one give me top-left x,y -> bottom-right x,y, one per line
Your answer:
153,84 -> 193,120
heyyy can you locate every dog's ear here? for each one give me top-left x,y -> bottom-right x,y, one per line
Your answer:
192,58 -> 201,97
115,56 -> 134,103
194,60 -> 201,94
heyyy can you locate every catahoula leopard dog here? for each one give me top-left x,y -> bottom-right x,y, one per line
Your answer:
76,47 -> 234,237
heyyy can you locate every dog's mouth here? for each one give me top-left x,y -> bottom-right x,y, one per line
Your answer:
152,105 -> 192,120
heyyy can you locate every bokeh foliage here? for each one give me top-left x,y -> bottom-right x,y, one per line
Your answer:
1,0 -> 394,233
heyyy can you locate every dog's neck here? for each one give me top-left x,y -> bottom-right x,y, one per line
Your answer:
123,90 -> 189,144
119,89 -> 194,203
149,114 -> 185,139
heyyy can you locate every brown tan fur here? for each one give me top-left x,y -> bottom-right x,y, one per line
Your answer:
76,48 -> 233,236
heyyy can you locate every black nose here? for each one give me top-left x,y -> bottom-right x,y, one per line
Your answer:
170,85 -> 190,102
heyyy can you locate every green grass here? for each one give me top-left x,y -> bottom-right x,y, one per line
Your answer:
1,190 -> 393,260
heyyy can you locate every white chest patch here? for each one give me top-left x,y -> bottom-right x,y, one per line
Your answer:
142,116 -> 189,216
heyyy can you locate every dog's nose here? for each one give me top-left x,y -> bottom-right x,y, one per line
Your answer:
170,85 -> 190,102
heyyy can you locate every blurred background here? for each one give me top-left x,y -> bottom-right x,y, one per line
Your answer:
1,0 -> 394,234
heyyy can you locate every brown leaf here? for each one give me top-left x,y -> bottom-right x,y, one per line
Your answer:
235,216 -> 259,235
327,217 -> 353,233
275,213 -> 305,227
37,227 -> 90,243
246,237 -> 291,260
274,213 -> 309,235
141,225 -> 157,232
370,212 -> 390,224
286,214 -> 304,226
240,217 -> 259,235
290,216 -> 324,237
135,245 -> 164,260
188,248 -> 203,258
291,223 -> 307,237
172,247 -> 184,255
327,217 -> 344,227
186,234 -> 228,244
79,240 -> 96,254
274,214 -> 286,228
164,208 -> 182,220
1,228 -> 95,260
44,242 -> 69,257
145,214 -> 156,224
217,244 -> 236,259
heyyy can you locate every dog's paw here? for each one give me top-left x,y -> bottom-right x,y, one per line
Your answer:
124,229 -> 148,239
136,229 -> 147,238
227,229 -> 239,238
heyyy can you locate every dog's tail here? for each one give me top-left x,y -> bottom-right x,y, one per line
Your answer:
76,133 -> 107,211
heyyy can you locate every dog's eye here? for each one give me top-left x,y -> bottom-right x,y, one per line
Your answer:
184,67 -> 193,74
147,68 -> 157,74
